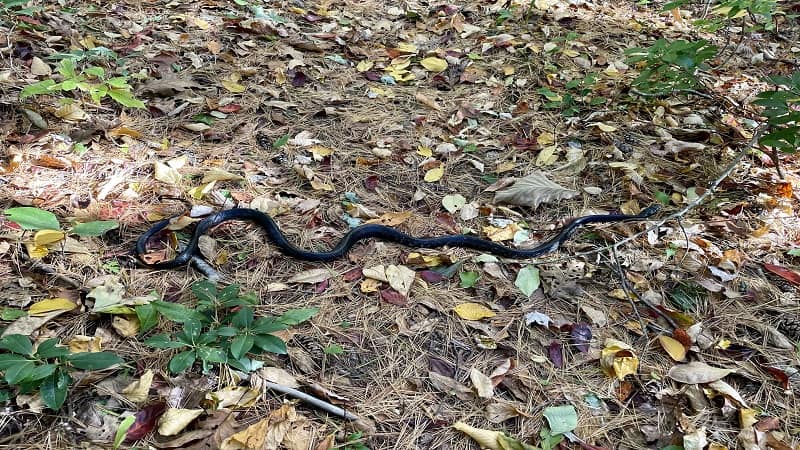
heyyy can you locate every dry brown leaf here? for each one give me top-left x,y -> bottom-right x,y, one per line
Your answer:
288,268 -> 333,284
668,361 -> 735,384
470,368 -> 494,398
428,372 -> 475,401
493,172 -> 577,208
158,408 -> 204,436
122,369 -> 154,404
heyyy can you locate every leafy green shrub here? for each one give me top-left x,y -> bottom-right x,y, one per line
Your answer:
20,58 -> 145,108
0,0 -> 42,18
625,39 -> 718,94
0,335 -> 123,409
538,72 -> 606,117
143,281 -> 318,373
752,72 -> 800,154
663,0 -> 779,31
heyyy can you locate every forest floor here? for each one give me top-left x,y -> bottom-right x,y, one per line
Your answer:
1,0 -> 799,449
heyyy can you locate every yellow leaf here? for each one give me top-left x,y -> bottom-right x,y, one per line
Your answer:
310,179 -> 334,191
612,355 -> 639,379
454,302 -> 496,320
221,74 -> 246,93
207,40 -> 222,55
658,335 -> 687,361
493,161 -> 517,173
29,298 -> 77,316
600,339 -> 639,380
310,145 -> 334,161
54,103 -> 88,121
112,315 -> 140,337
33,230 -> 65,247
416,145 -> 433,157
452,422 -> 503,450
188,180 -> 216,200
202,168 -> 242,183
122,369 -> 154,404
68,335 -> 102,353
562,49 -> 579,57
537,132 -> 556,146
715,338 -> 731,349
208,386 -> 260,408
534,0 -> 556,9
482,223 -> 521,242
535,145 -> 559,166
356,60 -> 373,72
359,278 -> 381,293
424,167 -> 444,182
589,122 -> 617,132
190,16 -> 211,30
154,161 -> 182,184
406,252 -> 445,267
158,408 -> 204,436
420,57 -> 448,72
25,243 -> 48,259
396,42 -> 418,53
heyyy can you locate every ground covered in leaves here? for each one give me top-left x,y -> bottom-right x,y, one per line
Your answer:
1,0 -> 799,448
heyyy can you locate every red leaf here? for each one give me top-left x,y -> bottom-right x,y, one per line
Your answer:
420,270 -> 446,283
363,175 -> 379,191
315,279 -> 329,294
290,70 -> 309,87
435,213 -> 459,234
342,267 -> 363,282
761,365 -> 790,389
570,323 -> 592,353
126,402 -> 167,441
380,288 -> 408,306
763,263 -> 800,286
548,341 -> 563,368
217,104 -> 242,113
755,416 -> 780,432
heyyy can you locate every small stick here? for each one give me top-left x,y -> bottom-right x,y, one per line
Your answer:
264,381 -> 359,421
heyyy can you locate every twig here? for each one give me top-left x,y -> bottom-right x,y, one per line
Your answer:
264,381 -> 359,421
569,126 -> 765,262
610,246 -> 679,331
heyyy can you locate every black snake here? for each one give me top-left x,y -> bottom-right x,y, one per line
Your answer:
135,205 -> 660,270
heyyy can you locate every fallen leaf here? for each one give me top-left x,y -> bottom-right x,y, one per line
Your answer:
157,408 -> 203,436
122,369 -> 154,404
424,167 -> 444,182
28,298 -> 77,316
454,303 -> 496,320
420,57 -> 448,72
600,339 -> 639,380
67,335 -> 102,353
667,361 -> 735,384
515,265 -> 540,297
288,268 -> 333,284
385,264 -> 415,297
484,401 -> 524,423
154,161 -> 182,184
30,57 -> 51,76
452,422 -> 502,450
207,386 -> 260,409
470,368 -> 494,398
126,402 -> 167,441
493,172 -> 577,208
365,211 -> 413,226
658,335 -> 687,361
429,372 -> 475,401
543,404 -> 578,434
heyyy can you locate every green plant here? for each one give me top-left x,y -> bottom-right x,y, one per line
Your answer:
536,427 -> 564,450
664,0 -> 779,31
343,432 -> 370,450
1,0 -> 42,18
538,72 -> 605,117
0,335 -> 123,409
625,39 -> 718,94
143,281 -> 318,373
752,72 -> 800,154
20,58 -> 145,108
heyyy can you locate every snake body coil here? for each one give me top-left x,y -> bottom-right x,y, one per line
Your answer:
136,206 -> 660,270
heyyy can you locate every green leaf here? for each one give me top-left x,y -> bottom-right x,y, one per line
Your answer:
0,334 -> 33,355
542,404 -> 578,435
1,308 -> 28,321
135,304 -> 159,333
191,281 -> 218,303
144,334 -> 186,349
114,416 -> 136,450
40,369 -> 71,410
20,79 -> 57,99
230,307 -> 254,328
70,220 -> 119,236
61,78 -> 81,91
58,58 -> 77,78
66,352 -> 123,370
105,77 -> 131,89
0,389 -> 10,402
0,354 -> 33,370
277,307 -> 319,326
654,191 -> 671,205
459,271 -> 480,288
3,207 -> 59,230
2,359 -> 36,384
230,335 -> 254,359
84,66 -> 105,78
515,265 -> 540,297
253,334 -> 287,354
196,346 -> 227,364
107,89 -> 146,108
35,339 -> 69,359
28,363 -> 57,381
324,344 -> 344,355
153,301 -> 204,323
788,248 -> 800,257
169,350 -> 197,373
273,134 -> 289,148
251,318 -> 287,334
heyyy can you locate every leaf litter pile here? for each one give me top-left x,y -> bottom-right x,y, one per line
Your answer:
1,0 -> 799,448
